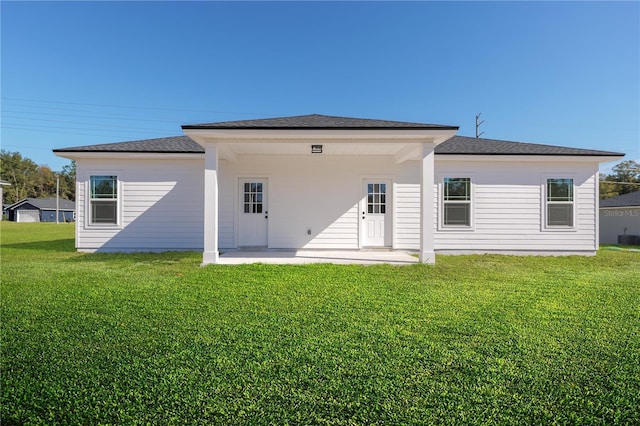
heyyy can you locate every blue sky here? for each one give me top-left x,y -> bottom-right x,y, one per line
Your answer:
1,1 -> 638,173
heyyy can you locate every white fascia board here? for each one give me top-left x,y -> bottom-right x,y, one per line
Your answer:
435,154 -> 624,163
53,152 -> 203,161
5,199 -> 31,209
184,128 -> 458,145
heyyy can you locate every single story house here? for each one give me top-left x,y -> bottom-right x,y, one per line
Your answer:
53,114 -> 623,264
6,197 -> 76,223
2,204 -> 10,219
599,191 -> 640,245
0,179 -> 10,218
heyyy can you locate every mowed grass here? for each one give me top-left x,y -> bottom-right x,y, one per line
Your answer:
1,223 -> 639,425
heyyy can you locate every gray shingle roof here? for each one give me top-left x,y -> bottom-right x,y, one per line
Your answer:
182,114 -> 459,130
53,136 -> 204,154
600,191 -> 640,208
436,135 -> 623,156
53,114 -> 624,158
7,197 -> 75,210
54,134 -> 624,158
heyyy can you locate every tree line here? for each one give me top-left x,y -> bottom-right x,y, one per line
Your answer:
599,160 -> 640,199
0,150 -> 638,205
1,150 -> 76,204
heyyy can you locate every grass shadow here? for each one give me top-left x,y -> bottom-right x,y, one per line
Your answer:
64,250 -> 202,265
0,238 -> 76,252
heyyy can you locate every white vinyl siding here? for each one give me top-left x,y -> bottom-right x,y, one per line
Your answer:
75,158 -> 204,252
434,161 -> 599,253
73,153 -> 601,255
394,183 -> 421,249
218,155 -> 418,250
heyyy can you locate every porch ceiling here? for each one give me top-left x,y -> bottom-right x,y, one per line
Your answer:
184,127 -> 458,162
217,140 -> 421,158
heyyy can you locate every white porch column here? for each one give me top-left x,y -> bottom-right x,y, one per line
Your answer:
202,143 -> 219,265
419,142 -> 436,264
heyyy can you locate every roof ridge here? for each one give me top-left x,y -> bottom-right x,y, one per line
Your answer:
182,113 -> 458,129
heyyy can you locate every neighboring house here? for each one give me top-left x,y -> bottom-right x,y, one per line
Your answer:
53,114 -> 623,264
0,180 -> 10,219
599,191 -> 640,244
6,198 -> 76,223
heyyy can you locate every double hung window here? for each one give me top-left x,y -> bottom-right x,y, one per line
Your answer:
443,177 -> 471,227
90,175 -> 118,225
546,178 -> 574,227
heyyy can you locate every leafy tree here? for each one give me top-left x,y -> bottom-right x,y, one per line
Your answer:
0,150 -> 40,203
37,165 -> 57,198
59,161 -> 76,201
0,150 -> 76,203
600,160 -> 640,199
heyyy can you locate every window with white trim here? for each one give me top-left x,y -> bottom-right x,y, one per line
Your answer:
90,175 -> 118,225
546,178 -> 574,227
443,177 -> 471,226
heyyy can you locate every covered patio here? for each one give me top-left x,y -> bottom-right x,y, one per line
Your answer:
217,249 -> 419,265
181,115 -> 459,266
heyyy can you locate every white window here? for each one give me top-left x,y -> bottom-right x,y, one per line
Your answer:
90,175 -> 118,225
546,178 -> 574,227
443,177 -> 471,227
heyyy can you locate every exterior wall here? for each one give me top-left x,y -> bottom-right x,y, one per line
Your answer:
219,155 -> 418,249
75,158 -> 204,251
394,179 -> 421,249
8,203 -> 38,222
433,160 -> 599,253
73,154 -> 601,254
599,207 -> 640,244
41,210 -> 75,222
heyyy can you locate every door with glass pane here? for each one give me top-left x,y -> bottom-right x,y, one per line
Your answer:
238,179 -> 268,247
362,180 -> 391,247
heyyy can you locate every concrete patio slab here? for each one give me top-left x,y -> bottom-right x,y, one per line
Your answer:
217,250 -> 419,265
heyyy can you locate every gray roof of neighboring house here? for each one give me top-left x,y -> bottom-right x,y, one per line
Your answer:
52,114 -> 624,157
600,191 -> 640,208
6,197 -> 75,211
182,114 -> 459,130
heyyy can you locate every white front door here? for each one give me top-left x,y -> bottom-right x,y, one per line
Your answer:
238,179 -> 268,247
362,180 -> 391,247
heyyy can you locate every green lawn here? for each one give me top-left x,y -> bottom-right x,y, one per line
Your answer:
1,223 -> 639,425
